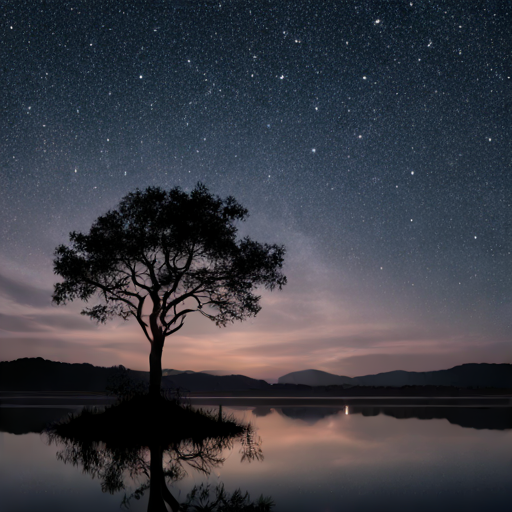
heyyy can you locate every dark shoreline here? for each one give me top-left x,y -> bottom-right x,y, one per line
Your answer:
1,390 -> 512,408
0,391 -> 117,407
187,396 -> 512,407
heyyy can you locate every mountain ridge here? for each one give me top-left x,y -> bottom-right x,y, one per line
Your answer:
278,364 -> 512,389
0,358 -> 270,392
1,358 -> 512,392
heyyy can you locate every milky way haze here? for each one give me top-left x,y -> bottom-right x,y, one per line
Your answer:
1,1 -> 510,380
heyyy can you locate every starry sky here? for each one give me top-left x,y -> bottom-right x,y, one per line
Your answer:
1,0 -> 511,381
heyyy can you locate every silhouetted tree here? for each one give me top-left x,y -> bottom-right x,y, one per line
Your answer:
53,184 -> 286,396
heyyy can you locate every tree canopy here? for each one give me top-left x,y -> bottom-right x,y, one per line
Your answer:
53,183 -> 286,394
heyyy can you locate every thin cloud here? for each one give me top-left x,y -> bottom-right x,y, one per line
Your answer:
0,271 -> 51,308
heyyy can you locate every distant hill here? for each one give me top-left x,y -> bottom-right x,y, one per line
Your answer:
199,370 -> 233,376
0,358 -> 269,393
3,358 -> 511,393
163,372 -> 271,392
278,369 -> 356,387
162,369 -> 195,376
0,357 -> 147,392
278,364 -> 512,389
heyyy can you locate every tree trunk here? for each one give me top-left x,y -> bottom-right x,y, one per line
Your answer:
160,471 -> 181,511
147,444 -> 169,512
149,337 -> 164,398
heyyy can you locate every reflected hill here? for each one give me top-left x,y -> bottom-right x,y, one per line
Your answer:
4,403 -> 511,437
252,406 -> 273,417
270,406 -> 512,430
352,406 -> 512,430
276,407 -> 341,424
0,407 -> 78,435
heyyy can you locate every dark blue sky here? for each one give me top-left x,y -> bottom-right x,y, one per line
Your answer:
1,1 -> 510,378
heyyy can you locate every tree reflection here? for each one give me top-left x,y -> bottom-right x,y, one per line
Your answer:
46,411 -> 269,511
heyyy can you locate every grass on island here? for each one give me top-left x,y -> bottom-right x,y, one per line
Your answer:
50,393 -> 245,447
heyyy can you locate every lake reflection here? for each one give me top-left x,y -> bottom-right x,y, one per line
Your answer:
1,404 -> 512,511
46,429 -> 267,511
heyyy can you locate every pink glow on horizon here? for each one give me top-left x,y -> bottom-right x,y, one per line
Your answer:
1,261 -> 511,380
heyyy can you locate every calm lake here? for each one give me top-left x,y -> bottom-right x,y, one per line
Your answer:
1,401 -> 511,511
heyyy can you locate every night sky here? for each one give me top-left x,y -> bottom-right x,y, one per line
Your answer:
1,0 -> 510,380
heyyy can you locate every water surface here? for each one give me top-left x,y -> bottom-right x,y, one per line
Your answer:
1,404 -> 511,511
